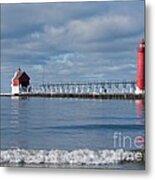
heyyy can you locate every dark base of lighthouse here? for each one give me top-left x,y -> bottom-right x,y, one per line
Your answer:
10,93 -> 145,100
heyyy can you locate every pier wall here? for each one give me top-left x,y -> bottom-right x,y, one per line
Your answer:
7,92 -> 144,100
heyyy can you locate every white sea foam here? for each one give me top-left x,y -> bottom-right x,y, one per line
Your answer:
0,149 -> 143,166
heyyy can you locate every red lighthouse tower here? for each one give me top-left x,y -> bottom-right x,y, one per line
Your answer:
135,39 -> 145,94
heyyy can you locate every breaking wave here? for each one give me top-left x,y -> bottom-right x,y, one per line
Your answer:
0,149 -> 144,167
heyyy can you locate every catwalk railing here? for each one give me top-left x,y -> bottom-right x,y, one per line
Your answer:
31,80 -> 136,94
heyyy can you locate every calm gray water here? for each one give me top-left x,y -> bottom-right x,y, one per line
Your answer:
0,97 -> 145,169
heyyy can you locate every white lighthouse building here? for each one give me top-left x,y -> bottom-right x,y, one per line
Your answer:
11,68 -> 31,95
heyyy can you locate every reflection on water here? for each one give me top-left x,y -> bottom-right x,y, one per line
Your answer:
135,100 -> 145,125
1,97 -> 145,151
10,97 -> 29,149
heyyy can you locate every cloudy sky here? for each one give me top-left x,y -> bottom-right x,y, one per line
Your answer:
1,0 -> 144,92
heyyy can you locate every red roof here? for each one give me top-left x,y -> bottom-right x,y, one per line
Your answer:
13,68 -> 30,81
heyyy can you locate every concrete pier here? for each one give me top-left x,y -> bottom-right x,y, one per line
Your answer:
0,92 -> 144,100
